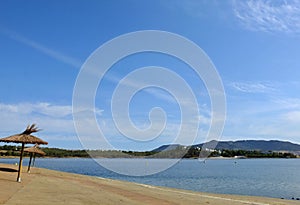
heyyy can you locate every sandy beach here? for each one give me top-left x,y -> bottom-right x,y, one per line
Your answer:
0,163 -> 298,205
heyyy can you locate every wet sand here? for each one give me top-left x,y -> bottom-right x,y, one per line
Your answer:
0,163 -> 298,205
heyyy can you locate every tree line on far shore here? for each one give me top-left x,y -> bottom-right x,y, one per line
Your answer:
0,145 -> 297,158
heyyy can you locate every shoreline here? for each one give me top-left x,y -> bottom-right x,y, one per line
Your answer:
1,156 -> 299,159
0,163 -> 299,205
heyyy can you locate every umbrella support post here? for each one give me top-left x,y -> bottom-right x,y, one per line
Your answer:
27,153 -> 33,173
32,153 -> 36,167
17,143 -> 25,182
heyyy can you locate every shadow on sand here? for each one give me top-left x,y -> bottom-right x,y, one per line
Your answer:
0,167 -> 18,172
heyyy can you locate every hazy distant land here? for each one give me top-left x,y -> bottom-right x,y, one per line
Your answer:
1,140 -> 299,159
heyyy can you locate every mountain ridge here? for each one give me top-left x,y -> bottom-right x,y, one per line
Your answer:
153,140 -> 300,152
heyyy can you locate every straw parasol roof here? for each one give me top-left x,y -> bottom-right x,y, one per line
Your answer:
24,144 -> 46,156
0,124 -> 48,145
0,124 -> 48,182
24,144 -> 46,173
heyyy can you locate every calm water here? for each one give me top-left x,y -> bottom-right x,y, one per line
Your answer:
1,158 -> 299,199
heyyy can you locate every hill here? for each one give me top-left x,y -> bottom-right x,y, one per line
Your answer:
152,144 -> 182,152
154,140 -> 300,152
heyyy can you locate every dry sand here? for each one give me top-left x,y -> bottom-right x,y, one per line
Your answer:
0,163 -> 298,205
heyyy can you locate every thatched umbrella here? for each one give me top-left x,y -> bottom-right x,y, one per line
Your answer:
24,144 -> 46,173
0,124 -> 48,182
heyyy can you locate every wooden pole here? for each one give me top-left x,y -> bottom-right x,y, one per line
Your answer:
32,153 -> 36,167
17,143 -> 25,182
27,152 -> 33,173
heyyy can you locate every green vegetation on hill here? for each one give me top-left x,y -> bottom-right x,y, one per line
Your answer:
192,140 -> 300,152
0,145 -> 20,156
208,149 -> 296,158
0,145 -> 297,158
42,147 -> 89,158
0,145 -> 89,158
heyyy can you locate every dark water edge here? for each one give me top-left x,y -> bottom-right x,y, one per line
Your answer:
1,158 -> 299,200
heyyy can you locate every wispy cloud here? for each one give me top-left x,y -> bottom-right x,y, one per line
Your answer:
0,101 -> 211,149
0,102 -> 72,131
282,111 -> 300,123
229,81 -> 276,93
0,27 -> 82,67
233,0 -> 300,34
103,67 -> 195,105
98,116 -> 210,149
0,101 -> 106,149
0,102 -> 72,118
223,84 -> 300,143
106,75 -> 177,104
273,97 -> 300,110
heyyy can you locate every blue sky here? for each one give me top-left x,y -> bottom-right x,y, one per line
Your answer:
0,0 -> 300,150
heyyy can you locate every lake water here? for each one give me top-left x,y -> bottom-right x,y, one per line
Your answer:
1,158 -> 299,200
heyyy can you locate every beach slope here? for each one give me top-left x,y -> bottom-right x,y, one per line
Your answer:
0,163 -> 297,205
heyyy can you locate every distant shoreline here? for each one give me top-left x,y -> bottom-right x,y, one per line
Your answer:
1,156 -> 299,159
2,140 -> 300,158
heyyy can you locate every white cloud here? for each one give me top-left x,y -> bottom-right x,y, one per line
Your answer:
0,101 -> 211,149
0,102 -> 105,148
222,92 -> 300,143
98,117 -> 210,148
0,102 -> 72,117
0,27 -> 82,68
282,111 -> 300,123
233,0 -> 300,34
230,81 -> 276,93
0,102 -> 74,133
274,98 -> 300,110
106,75 -> 177,104
106,73 -> 205,118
